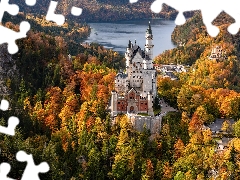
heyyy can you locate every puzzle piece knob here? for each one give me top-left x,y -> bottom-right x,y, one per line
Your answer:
0,99 -> 9,111
25,0 -> 36,6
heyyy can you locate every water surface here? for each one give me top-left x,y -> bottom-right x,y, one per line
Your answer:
85,19 -> 177,58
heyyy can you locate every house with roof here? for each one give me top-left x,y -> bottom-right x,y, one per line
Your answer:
206,118 -> 235,151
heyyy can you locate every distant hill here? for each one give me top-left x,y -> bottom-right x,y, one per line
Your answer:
10,0 -> 194,22
155,12 -> 240,65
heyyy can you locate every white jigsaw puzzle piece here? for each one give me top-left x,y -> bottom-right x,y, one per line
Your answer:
130,0 -> 240,37
25,0 -> 37,6
46,1 -> 65,26
16,151 -> 50,180
0,0 -> 19,23
71,6 -> 82,16
0,0 -> 32,54
0,99 -> 9,111
0,99 -> 19,136
129,0 -> 138,3
0,163 -> 15,180
0,116 -> 19,136
0,21 -> 30,54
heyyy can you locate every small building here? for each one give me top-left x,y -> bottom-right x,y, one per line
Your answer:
207,118 -> 234,136
206,118 -> 235,151
215,137 -> 233,151
154,64 -> 187,80
209,46 -> 227,61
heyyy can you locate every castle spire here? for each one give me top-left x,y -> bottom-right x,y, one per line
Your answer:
146,21 -> 152,35
145,21 -> 154,61
128,40 -> 131,48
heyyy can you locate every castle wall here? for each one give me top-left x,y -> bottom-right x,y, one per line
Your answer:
117,100 -> 127,112
129,115 -> 161,134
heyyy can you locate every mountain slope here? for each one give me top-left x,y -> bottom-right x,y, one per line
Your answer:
10,0 -> 194,22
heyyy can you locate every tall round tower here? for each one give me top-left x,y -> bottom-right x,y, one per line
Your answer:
125,40 -> 133,68
145,22 -> 154,62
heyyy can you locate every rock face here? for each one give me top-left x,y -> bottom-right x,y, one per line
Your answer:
0,44 -> 18,96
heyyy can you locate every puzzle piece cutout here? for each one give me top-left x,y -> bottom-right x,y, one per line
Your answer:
0,116 -> 19,136
0,0 -> 19,22
25,0 -> 36,6
0,0 -> 35,54
0,151 -> 49,180
0,0 -> 36,22
71,6 -> 82,16
130,0 -> 240,37
46,0 -> 82,26
0,21 -> 30,54
0,99 -> 9,111
0,99 -> 19,136
0,0 -> 82,54
16,151 -> 50,180
0,163 -> 15,180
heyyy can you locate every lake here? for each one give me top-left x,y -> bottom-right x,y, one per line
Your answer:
85,19 -> 177,58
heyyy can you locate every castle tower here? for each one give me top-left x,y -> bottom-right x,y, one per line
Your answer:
147,92 -> 154,116
152,73 -> 157,97
145,21 -> 154,68
125,40 -> 133,68
111,91 -> 118,116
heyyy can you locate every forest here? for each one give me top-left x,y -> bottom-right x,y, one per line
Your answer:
10,0 -> 194,22
2,4 -> 240,180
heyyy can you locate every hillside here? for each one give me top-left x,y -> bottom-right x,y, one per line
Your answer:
10,0 -> 194,22
155,12 -> 240,65
2,3 -> 240,180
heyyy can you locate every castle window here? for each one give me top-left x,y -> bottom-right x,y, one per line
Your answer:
118,102 -> 120,104
145,103 -> 147,105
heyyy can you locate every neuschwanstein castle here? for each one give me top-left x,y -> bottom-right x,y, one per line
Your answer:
110,22 -> 157,117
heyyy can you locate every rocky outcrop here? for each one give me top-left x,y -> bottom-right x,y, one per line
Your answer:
0,44 -> 18,96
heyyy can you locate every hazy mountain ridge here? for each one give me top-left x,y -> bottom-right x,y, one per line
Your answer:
9,0 -> 194,22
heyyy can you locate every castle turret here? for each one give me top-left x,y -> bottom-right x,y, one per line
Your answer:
125,40 -> 133,68
111,91 -> 118,116
147,92 -> 154,116
152,72 -> 157,98
145,22 -> 154,64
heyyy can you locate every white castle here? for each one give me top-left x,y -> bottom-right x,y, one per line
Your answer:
110,22 -> 157,116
